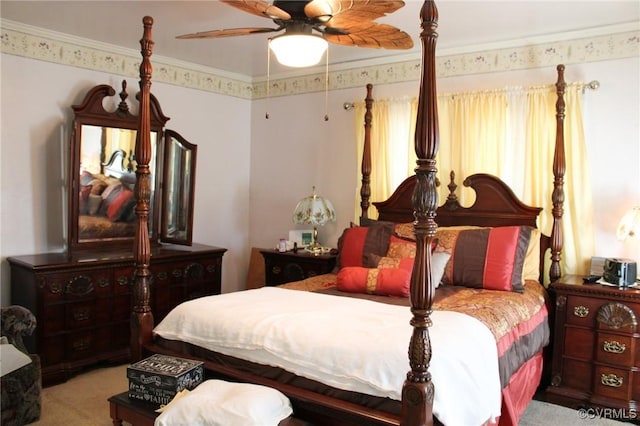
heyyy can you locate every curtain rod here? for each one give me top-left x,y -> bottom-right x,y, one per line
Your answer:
343,80 -> 600,111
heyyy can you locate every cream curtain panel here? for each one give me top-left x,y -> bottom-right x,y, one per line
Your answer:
354,83 -> 594,279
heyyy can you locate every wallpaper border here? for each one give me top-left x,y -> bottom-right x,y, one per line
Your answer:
2,19 -> 638,100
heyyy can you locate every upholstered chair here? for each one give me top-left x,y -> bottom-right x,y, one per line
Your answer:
1,305 -> 42,425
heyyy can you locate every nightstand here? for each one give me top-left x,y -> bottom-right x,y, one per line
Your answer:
546,274 -> 640,415
260,249 -> 337,286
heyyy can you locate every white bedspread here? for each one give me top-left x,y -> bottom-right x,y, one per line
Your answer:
154,287 -> 501,426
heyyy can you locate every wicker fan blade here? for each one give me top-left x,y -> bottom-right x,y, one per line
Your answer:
304,0 -> 404,26
221,0 -> 291,21
324,22 -> 413,49
176,27 -> 278,39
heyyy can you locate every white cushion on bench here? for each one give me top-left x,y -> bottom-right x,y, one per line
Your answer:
154,379 -> 293,426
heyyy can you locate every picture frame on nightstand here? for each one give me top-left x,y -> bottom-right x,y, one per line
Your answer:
289,230 -> 313,248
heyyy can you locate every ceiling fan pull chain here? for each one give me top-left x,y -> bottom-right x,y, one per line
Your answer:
324,45 -> 329,122
266,39 -> 271,120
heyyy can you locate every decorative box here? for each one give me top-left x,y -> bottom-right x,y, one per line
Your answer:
127,354 -> 204,406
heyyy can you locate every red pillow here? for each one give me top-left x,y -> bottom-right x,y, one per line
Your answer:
437,226 -> 533,292
335,222 -> 394,271
106,188 -> 134,221
336,266 -> 411,297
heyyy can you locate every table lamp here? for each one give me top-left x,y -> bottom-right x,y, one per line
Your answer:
617,206 -> 640,241
292,186 -> 336,253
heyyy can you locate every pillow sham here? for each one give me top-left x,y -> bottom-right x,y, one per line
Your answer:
154,379 -> 293,426
334,222 -> 394,271
436,226 -> 533,292
523,228 -> 541,281
386,235 -> 416,259
106,188 -> 135,222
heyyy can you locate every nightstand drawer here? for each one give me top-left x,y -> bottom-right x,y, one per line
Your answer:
261,249 -> 337,286
564,327 -> 595,359
566,296 -> 600,327
593,365 -> 632,401
562,358 -> 593,392
596,334 -> 636,366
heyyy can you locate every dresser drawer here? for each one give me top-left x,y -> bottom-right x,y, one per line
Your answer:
65,330 -> 95,361
593,365 -> 632,401
39,270 -> 112,302
596,333 -> 637,367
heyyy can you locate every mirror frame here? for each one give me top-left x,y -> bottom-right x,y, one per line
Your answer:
68,81 -> 173,253
161,130 -> 198,245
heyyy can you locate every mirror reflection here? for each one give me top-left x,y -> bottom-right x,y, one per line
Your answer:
78,126 -> 157,242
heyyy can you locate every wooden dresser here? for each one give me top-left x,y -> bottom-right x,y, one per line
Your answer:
8,243 -> 226,386
547,274 -> 640,415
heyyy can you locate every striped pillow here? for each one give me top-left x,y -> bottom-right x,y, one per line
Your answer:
436,226 -> 533,292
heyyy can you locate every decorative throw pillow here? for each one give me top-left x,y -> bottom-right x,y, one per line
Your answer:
523,228 -> 541,281
374,255 -> 414,272
87,194 -> 102,216
393,222 -> 415,240
88,179 -> 108,196
370,252 -> 451,287
334,222 -> 394,271
431,252 -> 452,289
106,188 -> 135,222
79,185 -> 92,215
336,266 -> 412,297
154,380 -> 293,426
386,235 -> 416,259
436,226 -> 533,292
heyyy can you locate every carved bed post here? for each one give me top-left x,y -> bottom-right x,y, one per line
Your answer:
131,16 -> 155,362
360,83 -> 374,220
550,64 -> 566,283
401,1 -> 438,425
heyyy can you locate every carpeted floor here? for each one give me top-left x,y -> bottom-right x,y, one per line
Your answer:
32,364 -> 627,425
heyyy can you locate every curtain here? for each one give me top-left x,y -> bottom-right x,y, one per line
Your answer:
353,83 -> 595,278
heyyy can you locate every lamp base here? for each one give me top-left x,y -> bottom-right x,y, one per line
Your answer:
305,245 -> 331,255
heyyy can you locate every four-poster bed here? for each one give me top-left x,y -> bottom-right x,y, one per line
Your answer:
130,1 -> 565,425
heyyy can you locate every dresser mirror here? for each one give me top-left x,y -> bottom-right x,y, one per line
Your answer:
68,80 -> 196,253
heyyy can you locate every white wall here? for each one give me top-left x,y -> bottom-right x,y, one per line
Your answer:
0,54 -> 252,303
248,57 -> 640,268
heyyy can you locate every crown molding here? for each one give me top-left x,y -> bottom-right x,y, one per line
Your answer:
2,18 -> 638,100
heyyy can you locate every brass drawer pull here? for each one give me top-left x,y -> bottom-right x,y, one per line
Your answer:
601,373 -> 623,388
603,340 -> 626,354
72,339 -> 91,352
272,266 -> 281,275
573,306 -> 589,318
73,309 -> 91,321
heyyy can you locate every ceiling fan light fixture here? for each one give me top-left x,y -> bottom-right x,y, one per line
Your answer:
269,33 -> 328,68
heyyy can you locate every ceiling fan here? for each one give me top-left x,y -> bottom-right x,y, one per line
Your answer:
177,0 -> 413,67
